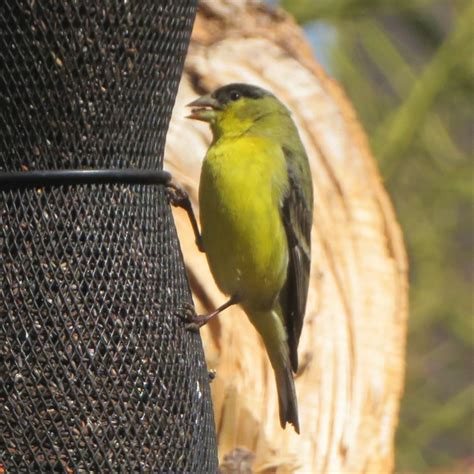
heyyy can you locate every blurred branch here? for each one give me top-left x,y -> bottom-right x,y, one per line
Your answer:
281,0 -> 437,23
332,45 -> 383,120
373,2 -> 474,180
358,21 -> 464,165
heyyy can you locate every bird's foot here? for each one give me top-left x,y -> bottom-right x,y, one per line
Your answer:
165,182 -> 205,252
165,182 -> 188,207
174,302 -> 210,332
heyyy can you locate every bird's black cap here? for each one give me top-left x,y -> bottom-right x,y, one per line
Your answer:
212,83 -> 272,105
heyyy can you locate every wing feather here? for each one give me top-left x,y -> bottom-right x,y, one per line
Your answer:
281,146 -> 312,373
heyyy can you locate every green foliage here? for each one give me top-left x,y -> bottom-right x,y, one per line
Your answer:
279,0 -> 473,471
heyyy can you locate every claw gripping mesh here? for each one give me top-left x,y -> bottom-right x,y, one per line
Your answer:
0,1 -> 218,471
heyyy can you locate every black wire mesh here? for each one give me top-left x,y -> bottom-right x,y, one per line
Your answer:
0,1 -> 218,471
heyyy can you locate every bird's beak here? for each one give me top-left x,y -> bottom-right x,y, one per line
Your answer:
186,94 -> 220,122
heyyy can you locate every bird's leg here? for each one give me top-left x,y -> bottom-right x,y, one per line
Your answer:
166,182 -> 204,252
194,295 -> 240,327
176,295 -> 240,332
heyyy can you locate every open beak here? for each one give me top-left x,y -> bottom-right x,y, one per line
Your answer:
186,94 -> 220,122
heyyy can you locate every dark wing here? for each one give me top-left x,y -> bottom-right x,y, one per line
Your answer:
281,147 -> 313,373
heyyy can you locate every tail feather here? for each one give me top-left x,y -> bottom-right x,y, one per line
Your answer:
275,360 -> 300,433
248,307 -> 300,433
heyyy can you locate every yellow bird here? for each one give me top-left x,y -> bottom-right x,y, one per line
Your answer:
186,83 -> 313,433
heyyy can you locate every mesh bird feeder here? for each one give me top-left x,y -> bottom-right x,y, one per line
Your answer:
0,1 -> 218,471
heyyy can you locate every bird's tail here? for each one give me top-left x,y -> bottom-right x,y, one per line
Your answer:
248,307 -> 300,434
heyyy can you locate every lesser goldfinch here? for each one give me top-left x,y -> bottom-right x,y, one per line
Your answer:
186,83 -> 313,433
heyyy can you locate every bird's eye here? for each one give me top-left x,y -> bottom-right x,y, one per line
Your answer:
229,90 -> 241,101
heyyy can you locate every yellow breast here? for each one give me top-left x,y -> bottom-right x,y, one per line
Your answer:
199,135 -> 289,310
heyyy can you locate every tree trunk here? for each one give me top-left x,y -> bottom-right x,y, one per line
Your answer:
165,1 -> 409,472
